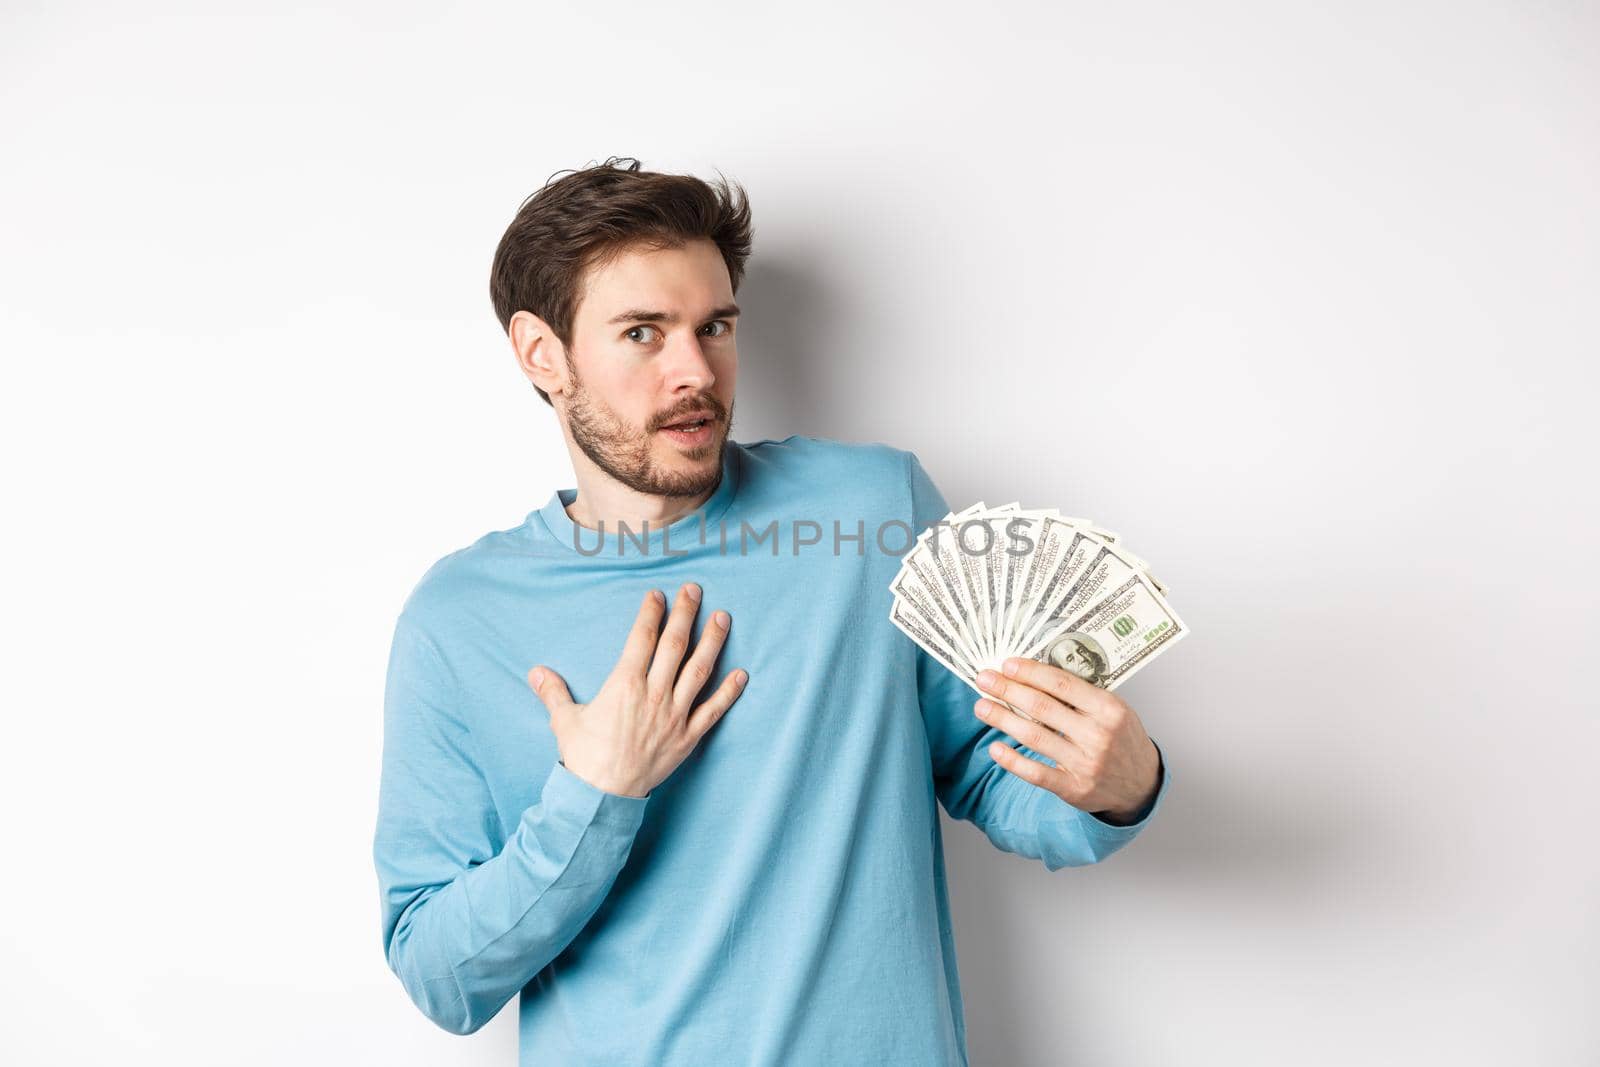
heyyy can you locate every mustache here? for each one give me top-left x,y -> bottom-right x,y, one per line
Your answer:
650,396 -> 728,431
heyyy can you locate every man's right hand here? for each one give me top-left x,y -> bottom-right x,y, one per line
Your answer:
527,584 -> 747,798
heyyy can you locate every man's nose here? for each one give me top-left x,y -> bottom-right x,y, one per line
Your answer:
661,331 -> 717,392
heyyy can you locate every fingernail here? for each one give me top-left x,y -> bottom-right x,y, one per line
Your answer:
530,667 -> 545,688
1002,659 -> 1019,676
714,610 -> 730,626
977,669 -> 998,689
734,669 -> 748,684
684,583 -> 701,601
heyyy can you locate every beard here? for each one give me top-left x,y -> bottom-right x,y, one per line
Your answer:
563,363 -> 734,498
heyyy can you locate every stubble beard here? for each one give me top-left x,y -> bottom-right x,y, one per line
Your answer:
563,362 -> 734,499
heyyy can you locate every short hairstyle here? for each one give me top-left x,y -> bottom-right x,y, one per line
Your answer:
489,156 -> 754,406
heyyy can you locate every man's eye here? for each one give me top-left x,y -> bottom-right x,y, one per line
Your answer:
701,320 -> 732,337
624,325 -> 660,343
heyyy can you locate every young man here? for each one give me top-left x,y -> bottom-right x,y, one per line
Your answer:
373,157 -> 1169,1065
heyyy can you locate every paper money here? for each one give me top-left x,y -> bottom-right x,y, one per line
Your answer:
888,503 -> 1188,701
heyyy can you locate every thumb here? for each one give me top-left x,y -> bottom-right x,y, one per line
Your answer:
527,666 -> 574,717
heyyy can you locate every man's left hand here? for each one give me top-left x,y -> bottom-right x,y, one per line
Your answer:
974,657 -> 1161,826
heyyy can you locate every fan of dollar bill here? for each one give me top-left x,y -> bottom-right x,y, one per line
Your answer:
889,503 -> 1188,705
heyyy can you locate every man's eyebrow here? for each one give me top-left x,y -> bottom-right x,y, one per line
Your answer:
606,303 -> 741,325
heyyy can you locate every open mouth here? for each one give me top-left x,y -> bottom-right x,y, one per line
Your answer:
658,413 -> 717,444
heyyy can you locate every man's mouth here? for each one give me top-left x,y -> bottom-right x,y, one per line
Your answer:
659,412 -> 717,432
657,411 -> 719,446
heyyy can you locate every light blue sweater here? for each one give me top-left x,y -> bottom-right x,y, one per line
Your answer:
373,434 -> 1168,1065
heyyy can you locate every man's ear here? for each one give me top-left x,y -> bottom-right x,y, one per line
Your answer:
509,310 -> 570,398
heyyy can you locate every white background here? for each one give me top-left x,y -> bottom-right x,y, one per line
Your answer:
3,2 -> 1596,1064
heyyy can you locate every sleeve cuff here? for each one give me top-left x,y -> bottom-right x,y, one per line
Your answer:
540,760 -> 652,838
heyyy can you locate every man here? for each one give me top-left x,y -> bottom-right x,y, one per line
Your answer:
373,156 -> 1169,1065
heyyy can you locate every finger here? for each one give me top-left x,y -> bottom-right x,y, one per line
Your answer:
527,665 -> 574,718
646,583 -> 702,699
975,668 -> 1080,736
974,696 -> 1084,767
986,739 -> 1083,800
616,589 -> 667,675
673,607 -> 731,711
685,667 -> 748,739
1001,656 -> 1112,717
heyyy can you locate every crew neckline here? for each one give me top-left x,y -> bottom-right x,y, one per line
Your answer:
534,441 -> 743,559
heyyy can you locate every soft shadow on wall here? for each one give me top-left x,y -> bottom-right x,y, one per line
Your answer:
724,250 -> 860,446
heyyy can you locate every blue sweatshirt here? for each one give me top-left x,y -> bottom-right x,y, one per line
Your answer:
373,434 -> 1169,1065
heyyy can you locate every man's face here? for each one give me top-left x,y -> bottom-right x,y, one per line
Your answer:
1049,637 -> 1097,681
556,238 -> 739,498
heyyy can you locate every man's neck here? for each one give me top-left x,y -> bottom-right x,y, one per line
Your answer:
563,449 -> 722,534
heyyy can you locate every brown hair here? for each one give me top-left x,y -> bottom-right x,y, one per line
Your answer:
489,156 -> 754,406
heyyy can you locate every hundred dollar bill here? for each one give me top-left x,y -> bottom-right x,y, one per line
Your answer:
992,512 -> 1045,653
888,593 -> 981,693
943,505 -> 997,665
1006,517 -> 1106,656
890,593 -> 1030,715
975,503 -> 1022,672
989,506 -> 1056,655
1012,535 -> 1151,658
994,510 -> 1079,650
904,507 -> 985,663
890,553 -> 985,669
1018,569 -> 1187,691
922,502 -> 995,664
1041,514 -> 1167,593
991,506 -> 1035,661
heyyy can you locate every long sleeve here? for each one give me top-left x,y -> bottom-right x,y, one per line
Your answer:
904,451 -> 1171,871
372,612 -> 649,1035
